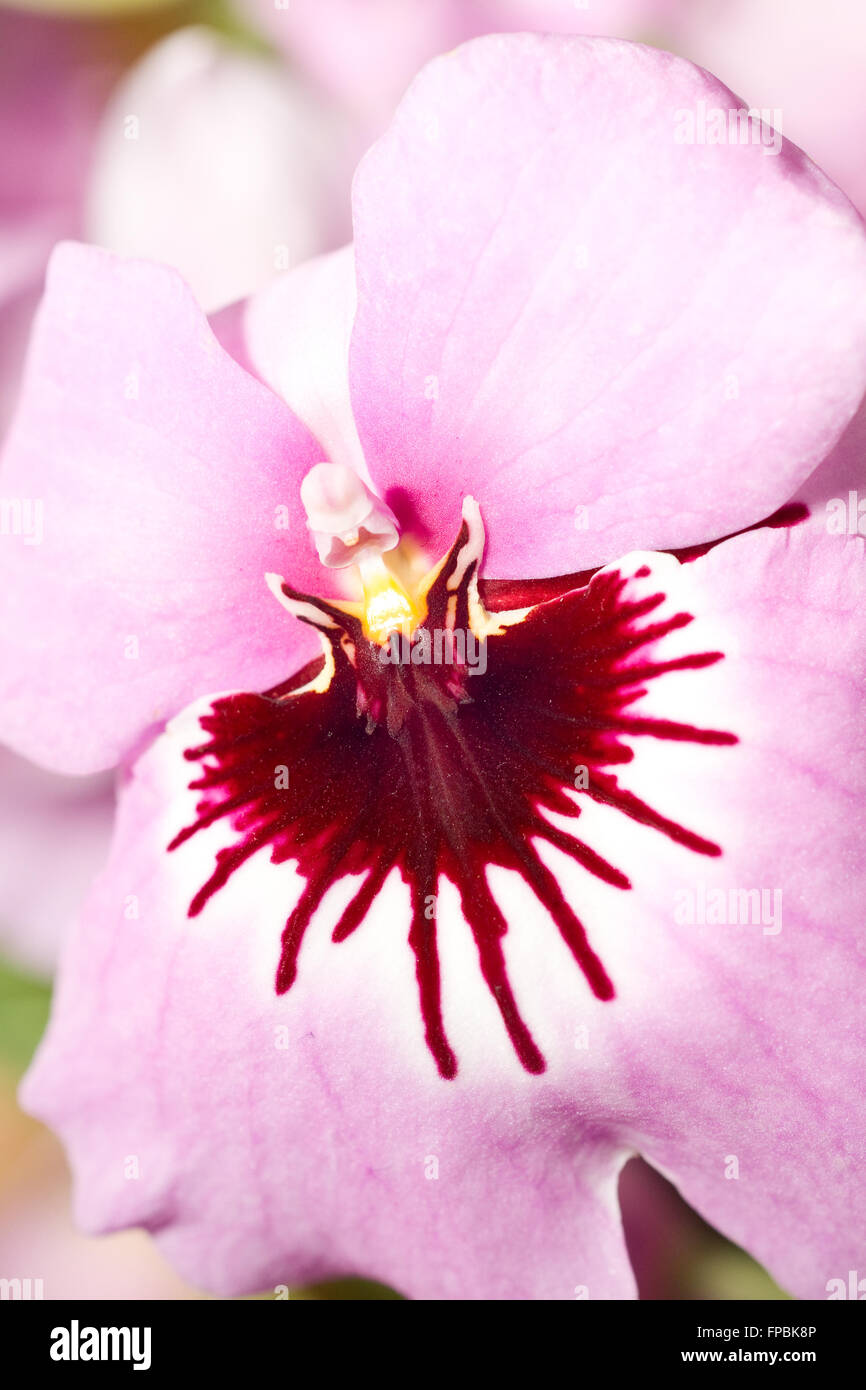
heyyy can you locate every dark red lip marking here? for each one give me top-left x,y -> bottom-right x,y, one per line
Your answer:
170,521 -> 737,1079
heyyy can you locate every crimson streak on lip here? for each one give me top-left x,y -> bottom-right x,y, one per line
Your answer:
170,522 -> 737,1079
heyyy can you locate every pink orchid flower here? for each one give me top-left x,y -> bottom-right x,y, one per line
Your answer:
4,36 -> 866,1300
0,14 -> 350,409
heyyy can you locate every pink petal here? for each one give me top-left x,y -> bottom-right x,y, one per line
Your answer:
0,243 -> 328,775
242,0 -> 472,131
21,712 -> 635,1299
350,35 -> 866,575
0,284 -> 40,440
21,517 -> 865,1299
212,246 -> 367,482
0,749 -> 114,975
795,390 -> 866,535
521,526 -> 866,1297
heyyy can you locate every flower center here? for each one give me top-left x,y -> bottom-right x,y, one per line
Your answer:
169,490 -> 737,1079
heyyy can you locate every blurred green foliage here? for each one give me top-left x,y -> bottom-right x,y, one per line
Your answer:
684,1239 -> 792,1301
0,954 -> 52,1076
278,1279 -> 402,1301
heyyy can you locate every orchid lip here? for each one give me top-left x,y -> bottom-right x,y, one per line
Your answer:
170,500 -> 737,1079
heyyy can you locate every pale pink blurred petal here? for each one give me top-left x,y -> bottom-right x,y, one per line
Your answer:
0,11 -> 109,288
0,750 -> 114,975
213,246 -> 367,479
243,0 -> 678,130
675,0 -> 866,220
85,27 -> 353,313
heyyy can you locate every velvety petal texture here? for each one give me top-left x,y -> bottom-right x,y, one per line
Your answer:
0,244 -> 327,774
351,36 -> 866,574
22,522 -> 866,1299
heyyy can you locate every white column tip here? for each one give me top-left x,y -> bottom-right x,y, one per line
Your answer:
300,463 -> 399,569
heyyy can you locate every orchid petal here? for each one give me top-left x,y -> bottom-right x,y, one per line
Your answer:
0,243 -> 327,774
519,526 -> 866,1297
213,247 -> 368,482
350,35 -> 866,574
21,714 -> 635,1299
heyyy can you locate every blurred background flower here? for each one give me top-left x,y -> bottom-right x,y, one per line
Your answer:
2,0 -> 856,1301
0,6 -> 150,433
0,751 -> 113,976
84,23 -> 353,311
671,0 -> 866,222
238,0 -> 680,135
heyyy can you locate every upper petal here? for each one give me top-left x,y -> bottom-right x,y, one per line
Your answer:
0,243 -> 327,774
213,246 -> 367,483
350,34 -> 866,573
